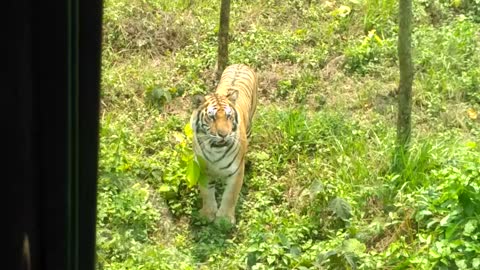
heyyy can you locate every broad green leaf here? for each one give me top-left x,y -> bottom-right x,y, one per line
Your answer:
246,245 -> 258,253
309,179 -> 324,199
464,219 -> 477,236
440,214 -> 451,226
427,219 -> 439,229
184,123 -> 193,139
185,154 -> 208,188
445,222 -> 460,239
195,156 -> 208,187
455,259 -> 467,269
342,239 -> 366,255
278,233 -> 290,247
151,170 -> 162,179
196,155 -> 207,169
198,173 -> 208,188
158,184 -> 171,193
329,197 -> 352,220
152,87 -> 172,102
186,158 -> 200,187
290,246 -> 301,257
266,256 -> 276,265
343,252 -> 357,269
473,258 -> 480,268
416,209 -> 433,221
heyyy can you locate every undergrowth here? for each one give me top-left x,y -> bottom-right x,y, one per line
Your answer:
97,0 -> 480,269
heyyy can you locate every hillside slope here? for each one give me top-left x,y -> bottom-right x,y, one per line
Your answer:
97,0 -> 480,269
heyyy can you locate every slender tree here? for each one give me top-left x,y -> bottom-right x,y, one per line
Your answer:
216,0 -> 231,81
397,0 -> 414,151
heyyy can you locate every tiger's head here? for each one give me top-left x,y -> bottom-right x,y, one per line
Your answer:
191,90 -> 239,147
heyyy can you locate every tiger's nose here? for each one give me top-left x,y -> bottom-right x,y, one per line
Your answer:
218,130 -> 228,138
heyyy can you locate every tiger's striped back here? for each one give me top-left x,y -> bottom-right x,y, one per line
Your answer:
215,64 -> 257,139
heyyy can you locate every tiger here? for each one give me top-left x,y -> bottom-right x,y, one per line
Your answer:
190,64 -> 258,225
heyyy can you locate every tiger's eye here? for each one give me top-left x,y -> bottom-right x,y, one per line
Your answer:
225,106 -> 232,117
207,107 -> 215,118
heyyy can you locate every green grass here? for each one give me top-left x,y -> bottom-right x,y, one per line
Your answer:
97,0 -> 480,269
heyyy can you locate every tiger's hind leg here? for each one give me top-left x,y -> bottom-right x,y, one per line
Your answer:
216,162 -> 244,225
199,181 -> 217,222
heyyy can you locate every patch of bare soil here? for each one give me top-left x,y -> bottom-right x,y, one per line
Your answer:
257,62 -> 303,107
104,10 -> 195,56
321,55 -> 346,81
161,96 -> 192,120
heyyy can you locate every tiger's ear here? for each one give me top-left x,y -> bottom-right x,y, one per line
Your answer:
226,89 -> 239,103
192,94 -> 205,109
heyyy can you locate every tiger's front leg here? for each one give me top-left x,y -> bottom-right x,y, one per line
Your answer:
216,162 -> 245,225
199,180 -> 217,222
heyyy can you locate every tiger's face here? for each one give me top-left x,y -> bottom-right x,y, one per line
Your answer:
192,91 -> 239,147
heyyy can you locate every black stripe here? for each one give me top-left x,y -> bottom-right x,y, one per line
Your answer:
214,94 -> 220,106
232,78 -> 249,90
227,155 -> 244,177
243,71 -> 254,81
195,110 -> 202,133
234,110 -> 239,125
214,141 -> 236,163
221,145 -> 240,170
237,82 -> 252,98
238,72 -> 253,79
199,139 -> 213,163
238,74 -> 253,81
236,80 -> 251,89
230,77 -> 237,86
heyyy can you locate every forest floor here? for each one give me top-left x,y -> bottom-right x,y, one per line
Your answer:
96,0 -> 480,269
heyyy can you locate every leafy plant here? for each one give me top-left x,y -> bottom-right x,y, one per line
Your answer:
414,18 -> 480,103
182,123 -> 207,188
344,29 -> 396,75
96,0 -> 480,269
413,149 -> 480,269
362,0 -> 398,35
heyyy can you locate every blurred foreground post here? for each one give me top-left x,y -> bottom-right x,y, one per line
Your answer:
216,0 -> 231,81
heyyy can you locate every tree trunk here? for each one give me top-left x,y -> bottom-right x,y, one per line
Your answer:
397,0 -> 414,150
216,0 -> 231,81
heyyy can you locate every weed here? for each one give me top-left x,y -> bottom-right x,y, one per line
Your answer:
96,0 -> 480,269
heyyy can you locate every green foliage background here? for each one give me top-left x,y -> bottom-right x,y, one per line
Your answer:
97,0 -> 480,269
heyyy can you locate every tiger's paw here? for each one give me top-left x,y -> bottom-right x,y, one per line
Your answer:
215,212 -> 236,226
214,216 -> 235,231
199,207 -> 217,222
